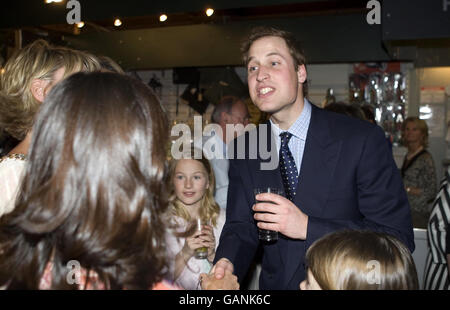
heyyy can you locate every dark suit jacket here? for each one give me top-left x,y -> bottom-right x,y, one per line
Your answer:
214,103 -> 415,290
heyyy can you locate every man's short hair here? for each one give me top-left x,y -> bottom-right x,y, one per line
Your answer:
211,95 -> 242,124
240,26 -> 308,97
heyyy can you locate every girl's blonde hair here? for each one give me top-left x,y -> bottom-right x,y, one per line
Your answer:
0,39 -> 101,140
306,230 -> 418,290
168,148 -> 220,227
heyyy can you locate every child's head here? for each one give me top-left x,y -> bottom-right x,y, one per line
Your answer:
169,148 -> 219,225
300,230 -> 419,290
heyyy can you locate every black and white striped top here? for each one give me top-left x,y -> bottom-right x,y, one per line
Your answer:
424,168 -> 450,289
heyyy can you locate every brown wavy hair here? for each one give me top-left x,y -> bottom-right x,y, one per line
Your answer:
0,72 -> 169,289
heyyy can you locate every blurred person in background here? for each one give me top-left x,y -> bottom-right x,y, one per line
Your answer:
401,116 -> 437,229
207,96 -> 250,210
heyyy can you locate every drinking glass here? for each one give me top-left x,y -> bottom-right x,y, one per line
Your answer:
194,218 -> 209,259
254,187 -> 283,242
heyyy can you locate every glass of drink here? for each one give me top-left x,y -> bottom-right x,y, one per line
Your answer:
194,218 -> 209,259
254,187 -> 283,243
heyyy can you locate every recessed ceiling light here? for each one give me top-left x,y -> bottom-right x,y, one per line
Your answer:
76,21 -> 85,28
45,0 -> 63,3
114,18 -> 122,27
159,14 -> 168,22
206,8 -> 214,17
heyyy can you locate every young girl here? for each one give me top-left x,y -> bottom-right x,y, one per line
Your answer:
166,150 -> 225,289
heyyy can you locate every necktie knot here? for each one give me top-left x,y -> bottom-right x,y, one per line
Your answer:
280,131 -> 293,146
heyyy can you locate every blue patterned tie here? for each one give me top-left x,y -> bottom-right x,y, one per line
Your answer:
279,132 -> 298,201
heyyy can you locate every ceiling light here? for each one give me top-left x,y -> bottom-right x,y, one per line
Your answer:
76,21 -> 85,28
206,8 -> 214,17
159,14 -> 168,22
0,68 -> 5,75
114,18 -> 122,27
45,0 -> 63,3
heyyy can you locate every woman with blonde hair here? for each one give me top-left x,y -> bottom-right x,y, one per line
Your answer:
300,230 -> 419,290
0,39 -> 101,217
165,148 -> 225,289
401,116 -> 437,228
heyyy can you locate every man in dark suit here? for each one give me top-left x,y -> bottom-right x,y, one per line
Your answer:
211,26 -> 414,290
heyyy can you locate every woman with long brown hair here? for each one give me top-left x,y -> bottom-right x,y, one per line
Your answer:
0,72 -> 170,289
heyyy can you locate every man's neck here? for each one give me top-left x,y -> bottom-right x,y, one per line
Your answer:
270,97 -> 305,130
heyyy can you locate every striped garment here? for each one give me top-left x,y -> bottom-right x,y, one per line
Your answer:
423,168 -> 450,290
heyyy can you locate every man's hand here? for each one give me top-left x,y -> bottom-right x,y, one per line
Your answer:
210,258 -> 234,280
200,270 -> 239,290
253,192 -> 308,240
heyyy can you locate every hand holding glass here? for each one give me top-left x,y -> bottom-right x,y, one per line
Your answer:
254,187 -> 283,242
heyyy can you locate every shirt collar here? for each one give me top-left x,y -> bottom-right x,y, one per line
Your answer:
270,99 -> 311,141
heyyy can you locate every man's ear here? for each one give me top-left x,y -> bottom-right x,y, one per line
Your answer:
30,78 -> 48,103
297,64 -> 307,84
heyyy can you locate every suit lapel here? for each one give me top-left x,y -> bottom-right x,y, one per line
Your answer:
284,105 -> 342,286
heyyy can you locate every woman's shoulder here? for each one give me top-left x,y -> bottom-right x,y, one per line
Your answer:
418,150 -> 435,165
0,153 -> 26,169
0,154 -> 26,177
0,154 -> 27,216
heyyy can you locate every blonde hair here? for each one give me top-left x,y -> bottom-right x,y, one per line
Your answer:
0,39 -> 101,140
402,116 -> 429,148
168,148 -> 220,227
306,230 -> 418,290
